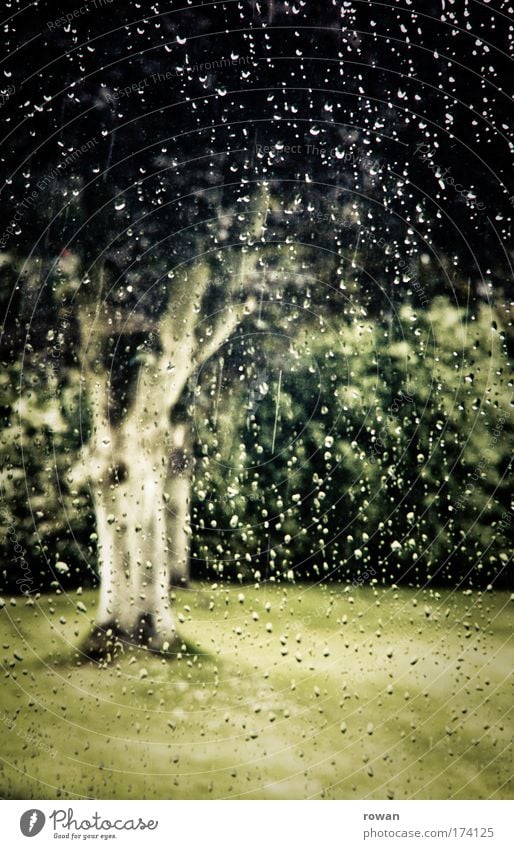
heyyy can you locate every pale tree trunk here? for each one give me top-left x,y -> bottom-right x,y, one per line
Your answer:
82,353 -> 183,656
76,189 -> 269,659
78,294 -> 201,657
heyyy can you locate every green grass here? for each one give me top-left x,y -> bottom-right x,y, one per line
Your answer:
0,582 -> 512,800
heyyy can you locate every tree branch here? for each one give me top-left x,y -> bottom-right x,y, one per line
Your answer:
159,263 -> 210,360
194,296 -> 257,369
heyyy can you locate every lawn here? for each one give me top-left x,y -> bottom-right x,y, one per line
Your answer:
0,582 -> 512,800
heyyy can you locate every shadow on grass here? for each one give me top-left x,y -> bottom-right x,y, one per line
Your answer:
39,629 -> 212,669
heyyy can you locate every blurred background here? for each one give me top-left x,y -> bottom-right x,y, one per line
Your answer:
0,0 -> 512,800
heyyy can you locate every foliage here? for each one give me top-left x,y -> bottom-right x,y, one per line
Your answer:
191,295 -> 512,588
2,293 -> 510,591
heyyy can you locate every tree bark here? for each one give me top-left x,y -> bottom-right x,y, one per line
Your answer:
83,422 -> 182,656
79,332 -> 182,657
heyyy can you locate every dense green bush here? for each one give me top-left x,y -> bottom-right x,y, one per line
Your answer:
192,296 -> 513,588
0,361 -> 95,593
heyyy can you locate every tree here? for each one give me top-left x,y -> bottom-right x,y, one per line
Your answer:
63,186 -> 270,654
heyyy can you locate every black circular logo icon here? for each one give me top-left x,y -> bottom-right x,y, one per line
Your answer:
20,810 -> 46,837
